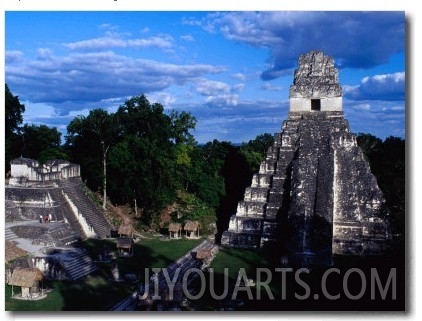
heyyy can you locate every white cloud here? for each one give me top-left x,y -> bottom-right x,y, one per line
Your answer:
233,84 -> 245,92
345,72 -> 405,101
195,79 -> 230,96
232,73 -> 246,81
343,99 -> 405,139
192,12 -> 405,80
180,35 -> 195,42
99,23 -> 119,31
5,50 -> 23,63
181,98 -> 288,143
148,92 -> 177,107
204,94 -> 239,107
261,82 -> 283,91
36,48 -> 54,60
351,103 -> 371,111
5,50 -> 226,113
22,101 -> 57,119
193,79 -> 247,107
64,32 -> 173,50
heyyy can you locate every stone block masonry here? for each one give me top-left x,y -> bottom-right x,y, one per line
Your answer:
5,158 -> 113,281
6,159 -> 113,240
221,51 -> 391,266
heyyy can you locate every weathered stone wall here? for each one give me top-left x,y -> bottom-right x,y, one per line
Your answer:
9,158 -> 80,186
222,111 -> 390,263
286,113 -> 339,263
6,159 -> 113,239
222,50 -> 390,265
289,50 -> 342,113
290,97 -> 342,112
332,132 -> 389,255
290,51 -> 342,99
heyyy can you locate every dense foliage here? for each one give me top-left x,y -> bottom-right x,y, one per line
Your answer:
62,94 -> 275,232
356,133 -> 405,239
5,85 -> 405,240
5,84 -> 25,171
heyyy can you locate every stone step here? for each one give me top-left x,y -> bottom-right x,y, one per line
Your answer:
221,231 -> 261,248
268,189 -> 284,202
251,173 -> 272,188
244,187 -> 269,202
61,253 -> 99,280
5,229 -> 19,241
237,200 -> 266,216
262,220 -> 279,236
63,184 -> 112,238
271,176 -> 286,189
68,264 -> 99,280
264,207 -> 278,219
259,160 -> 277,174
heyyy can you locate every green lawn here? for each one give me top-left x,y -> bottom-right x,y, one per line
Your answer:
83,237 -> 203,279
186,246 -> 279,311
5,274 -> 132,311
210,246 -> 273,280
10,242 -> 401,311
5,237 -> 203,311
191,248 -> 406,311
5,283 -> 64,311
6,233 -> 405,312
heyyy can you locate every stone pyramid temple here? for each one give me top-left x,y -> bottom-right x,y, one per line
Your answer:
221,50 -> 391,266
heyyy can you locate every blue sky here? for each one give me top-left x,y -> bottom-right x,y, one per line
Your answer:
5,11 -> 405,143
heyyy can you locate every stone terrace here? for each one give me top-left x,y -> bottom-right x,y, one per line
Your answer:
5,158 -> 114,280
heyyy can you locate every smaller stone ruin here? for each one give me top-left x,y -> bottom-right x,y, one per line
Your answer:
5,157 -> 113,281
9,158 -> 80,187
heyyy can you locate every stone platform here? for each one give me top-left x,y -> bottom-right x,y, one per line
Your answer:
221,51 -> 391,266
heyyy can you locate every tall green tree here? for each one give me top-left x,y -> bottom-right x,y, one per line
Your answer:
109,95 -> 178,225
241,133 -> 275,175
242,133 -> 275,156
20,124 -> 62,161
169,110 -> 197,144
186,141 -> 228,208
170,110 -> 197,190
66,109 -> 116,209
5,84 -> 25,171
356,133 -> 382,163
65,95 -> 200,227
66,115 -> 101,190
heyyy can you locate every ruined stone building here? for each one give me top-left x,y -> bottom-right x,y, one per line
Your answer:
221,51 -> 390,266
5,158 -> 113,280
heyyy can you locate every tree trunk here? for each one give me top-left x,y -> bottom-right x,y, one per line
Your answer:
102,145 -> 109,210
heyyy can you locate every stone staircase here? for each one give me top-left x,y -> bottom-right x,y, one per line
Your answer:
31,249 -> 100,280
221,112 -> 353,250
5,167 -> 111,281
222,122 -> 296,248
6,177 -> 112,240
47,188 -> 86,239
59,180 -> 112,238
32,223 -> 80,247
5,228 -> 19,242
59,250 -> 99,280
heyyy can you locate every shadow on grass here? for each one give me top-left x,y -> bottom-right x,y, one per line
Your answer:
55,237 -> 202,310
5,237 -> 203,311
187,246 -> 405,311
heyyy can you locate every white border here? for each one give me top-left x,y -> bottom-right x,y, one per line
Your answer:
1,1 -> 418,321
